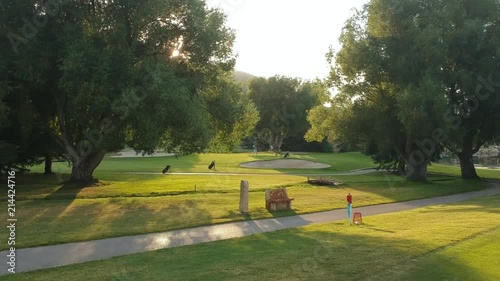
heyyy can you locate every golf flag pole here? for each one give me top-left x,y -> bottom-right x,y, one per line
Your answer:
347,193 -> 353,225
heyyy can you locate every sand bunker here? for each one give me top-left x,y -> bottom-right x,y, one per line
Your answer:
240,159 -> 330,169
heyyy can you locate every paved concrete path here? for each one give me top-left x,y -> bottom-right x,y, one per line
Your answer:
1,182 -> 499,275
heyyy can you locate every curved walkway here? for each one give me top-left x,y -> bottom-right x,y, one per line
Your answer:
1,181 -> 499,275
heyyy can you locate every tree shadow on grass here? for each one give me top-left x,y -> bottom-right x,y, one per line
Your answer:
14,172 -> 69,185
43,196 -> 307,248
11,180 -> 100,248
11,198 -> 105,250
16,185 -> 306,250
2,172 -> 70,200
361,223 -> 397,234
76,198 -> 215,241
342,173 -> 488,203
9,226 -> 490,281
96,153 -> 203,174
14,196 -> 218,251
170,229 -> 494,281
416,199 -> 500,215
44,181 -> 110,200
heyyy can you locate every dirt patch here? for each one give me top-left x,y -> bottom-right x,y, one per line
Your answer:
240,159 -> 330,169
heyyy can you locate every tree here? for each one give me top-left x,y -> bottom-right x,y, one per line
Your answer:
436,0 -> 500,179
308,0 -> 500,181
0,12 -> 63,174
248,76 -> 321,152
375,0 -> 500,179
308,0 -> 455,181
205,71 -> 260,152
2,0 -> 240,184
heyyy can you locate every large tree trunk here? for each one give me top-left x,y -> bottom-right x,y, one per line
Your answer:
405,160 -> 428,181
457,133 -> 480,180
257,129 -> 287,154
69,151 -> 106,184
273,137 -> 285,154
275,137 -> 284,152
458,153 -> 479,179
397,155 -> 406,175
44,156 -> 53,175
404,137 -> 429,182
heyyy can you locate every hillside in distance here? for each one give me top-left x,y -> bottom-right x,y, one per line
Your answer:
233,70 -> 256,83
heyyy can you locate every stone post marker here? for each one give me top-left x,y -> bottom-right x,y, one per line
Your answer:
239,180 -> 249,213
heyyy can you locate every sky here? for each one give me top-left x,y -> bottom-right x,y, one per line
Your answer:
207,0 -> 369,81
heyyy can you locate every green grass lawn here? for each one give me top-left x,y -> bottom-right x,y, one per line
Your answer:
429,163 -> 500,180
5,195 -> 499,281
379,229 -> 500,281
0,172 -> 487,250
0,152 -> 495,250
27,151 -> 376,178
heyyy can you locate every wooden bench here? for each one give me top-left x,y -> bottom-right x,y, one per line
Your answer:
265,188 -> 294,211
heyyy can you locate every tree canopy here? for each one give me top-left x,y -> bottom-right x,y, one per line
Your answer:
307,0 -> 500,181
1,0 -> 250,183
248,76 -> 324,152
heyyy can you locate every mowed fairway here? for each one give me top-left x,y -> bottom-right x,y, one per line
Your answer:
4,195 -> 499,281
0,152 -> 493,250
28,151 -> 378,176
428,163 -> 500,180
